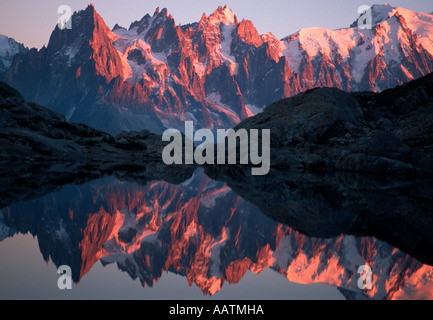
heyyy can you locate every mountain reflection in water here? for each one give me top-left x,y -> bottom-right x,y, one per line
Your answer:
1,169 -> 432,300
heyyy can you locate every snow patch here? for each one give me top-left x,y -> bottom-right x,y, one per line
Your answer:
245,104 -> 263,116
65,106 -> 76,121
395,7 -> 433,56
220,24 -> 238,75
297,27 -> 357,61
281,38 -> 303,74
113,30 -> 169,84
64,46 -> 79,66
209,227 -> 229,276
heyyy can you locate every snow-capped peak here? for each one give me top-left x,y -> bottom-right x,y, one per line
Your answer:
349,4 -> 396,28
392,6 -> 433,55
370,4 -> 397,25
279,3 -> 433,90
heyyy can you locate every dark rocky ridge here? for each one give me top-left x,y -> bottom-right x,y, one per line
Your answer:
0,82 -> 195,209
207,72 -> 433,178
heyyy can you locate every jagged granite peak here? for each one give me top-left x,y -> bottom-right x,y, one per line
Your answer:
233,19 -> 263,47
41,3 -> 126,83
208,5 -> 238,26
198,12 -> 207,25
128,14 -> 151,31
1,4 -> 433,135
1,4 -> 167,135
112,24 -> 125,31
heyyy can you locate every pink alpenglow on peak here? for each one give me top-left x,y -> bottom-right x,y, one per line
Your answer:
2,4 -> 433,136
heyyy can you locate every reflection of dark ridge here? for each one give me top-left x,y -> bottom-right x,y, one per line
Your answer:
2,172 -> 429,299
205,168 -> 433,266
0,82 -> 196,209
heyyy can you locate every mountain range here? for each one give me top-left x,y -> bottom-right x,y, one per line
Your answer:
1,4 -> 433,134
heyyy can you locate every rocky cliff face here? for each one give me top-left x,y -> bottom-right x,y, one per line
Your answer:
2,4 -> 433,134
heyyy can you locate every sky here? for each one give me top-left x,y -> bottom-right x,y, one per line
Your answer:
0,0 -> 432,49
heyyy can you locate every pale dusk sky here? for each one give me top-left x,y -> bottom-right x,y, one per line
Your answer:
0,0 -> 431,49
